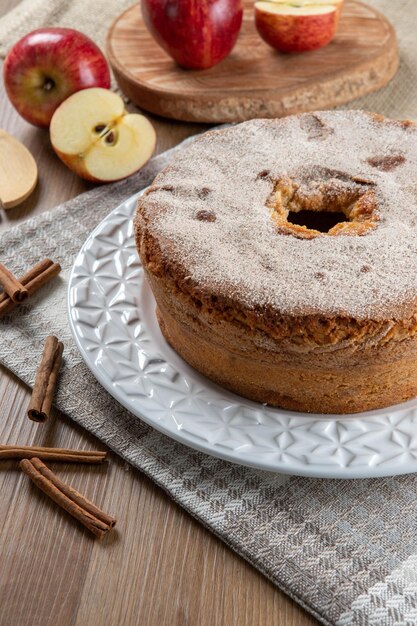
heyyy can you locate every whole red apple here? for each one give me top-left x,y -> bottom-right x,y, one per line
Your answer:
3,28 -> 111,128
141,0 -> 243,70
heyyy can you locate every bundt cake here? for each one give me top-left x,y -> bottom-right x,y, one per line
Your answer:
135,111 -> 417,414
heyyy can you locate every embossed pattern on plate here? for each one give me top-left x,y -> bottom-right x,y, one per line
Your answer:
68,192 -> 417,478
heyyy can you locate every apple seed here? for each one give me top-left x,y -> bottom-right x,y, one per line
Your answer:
104,130 -> 117,145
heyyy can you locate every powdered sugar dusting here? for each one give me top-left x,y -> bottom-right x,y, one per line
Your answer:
138,111 -> 417,320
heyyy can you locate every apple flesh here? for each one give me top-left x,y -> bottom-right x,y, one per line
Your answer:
50,88 -> 156,182
3,28 -> 111,128
267,1 -> 343,11
141,0 -> 243,70
255,3 -> 338,53
265,0 -> 343,22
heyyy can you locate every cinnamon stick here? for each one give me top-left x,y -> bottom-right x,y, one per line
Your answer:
0,445 -> 107,464
0,263 -> 28,303
28,336 -> 64,422
20,458 -> 116,539
0,259 -> 61,316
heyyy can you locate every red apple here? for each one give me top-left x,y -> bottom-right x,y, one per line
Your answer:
141,0 -> 243,70
3,28 -> 111,128
50,88 -> 156,182
255,3 -> 338,53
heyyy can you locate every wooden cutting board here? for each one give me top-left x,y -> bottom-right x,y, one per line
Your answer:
106,1 -> 398,123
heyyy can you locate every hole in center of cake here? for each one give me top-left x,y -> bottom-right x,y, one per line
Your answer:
287,209 -> 347,233
266,168 -> 380,239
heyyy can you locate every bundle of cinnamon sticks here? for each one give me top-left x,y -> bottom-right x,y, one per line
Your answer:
0,444 -> 107,464
2,443 -> 115,537
28,335 -> 64,423
1,444 -> 114,537
20,458 -> 116,539
0,258 -> 61,316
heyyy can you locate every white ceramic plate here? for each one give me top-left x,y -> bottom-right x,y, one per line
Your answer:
68,192 -> 417,479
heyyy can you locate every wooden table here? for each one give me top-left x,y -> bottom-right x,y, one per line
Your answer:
0,3 -> 318,624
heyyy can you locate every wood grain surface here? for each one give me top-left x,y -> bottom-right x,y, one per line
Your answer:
0,129 -> 38,208
0,1 -> 318,624
107,0 -> 398,123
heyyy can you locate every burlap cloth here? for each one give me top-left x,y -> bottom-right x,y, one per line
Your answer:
2,2 -> 417,625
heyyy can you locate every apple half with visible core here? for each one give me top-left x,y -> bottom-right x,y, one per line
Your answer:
3,28 -> 111,128
255,3 -> 338,53
141,0 -> 243,70
50,88 -> 156,182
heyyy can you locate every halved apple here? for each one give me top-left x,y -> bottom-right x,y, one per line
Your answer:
50,88 -> 156,182
255,3 -> 338,53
